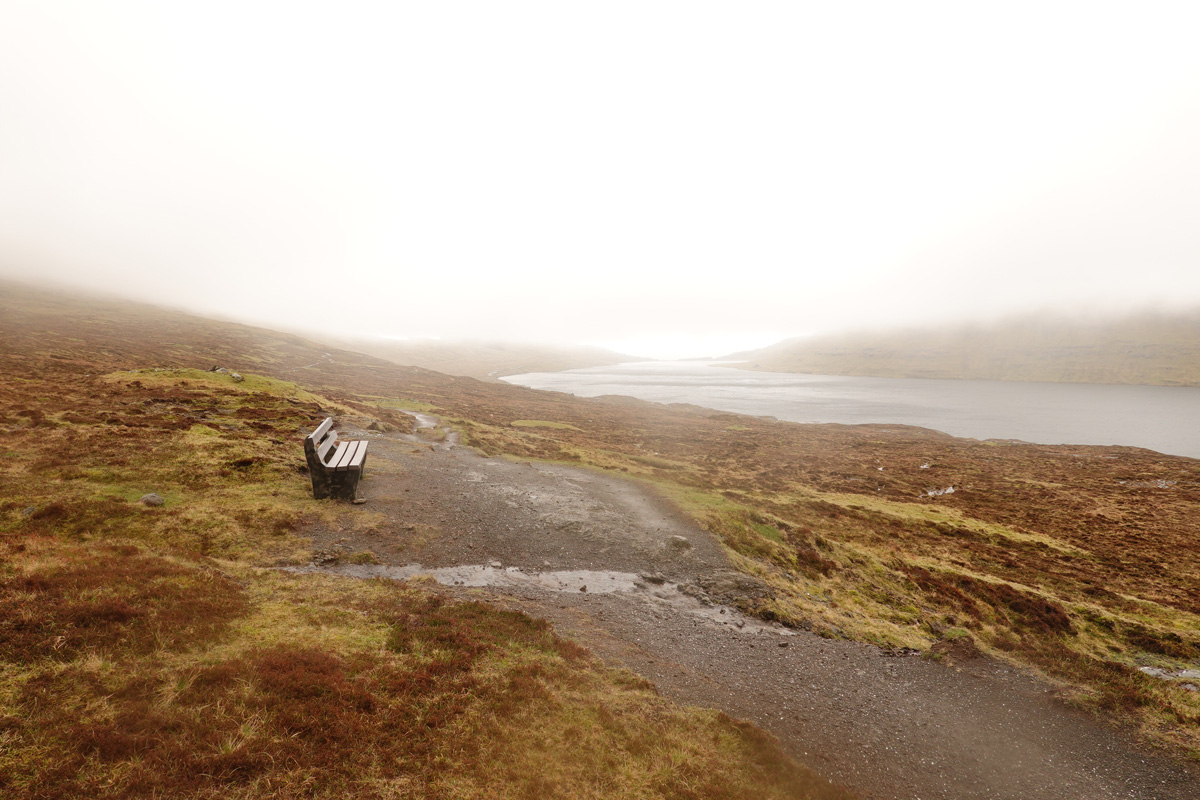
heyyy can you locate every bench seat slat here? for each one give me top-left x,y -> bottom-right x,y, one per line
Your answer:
329,440 -> 355,470
328,440 -> 353,470
332,439 -> 367,471
344,440 -> 368,469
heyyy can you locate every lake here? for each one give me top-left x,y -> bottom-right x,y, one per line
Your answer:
502,361 -> 1200,460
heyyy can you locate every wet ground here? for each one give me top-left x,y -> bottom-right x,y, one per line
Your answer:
296,415 -> 1200,800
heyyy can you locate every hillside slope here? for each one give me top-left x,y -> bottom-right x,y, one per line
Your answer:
3,280 -> 1199,796
0,280 -> 844,800
731,312 -> 1200,385
320,336 -> 643,380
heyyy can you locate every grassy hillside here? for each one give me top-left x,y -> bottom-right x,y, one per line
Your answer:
0,281 -> 847,799
731,312 -> 1200,385
3,279 -> 1199,784
322,336 -> 643,380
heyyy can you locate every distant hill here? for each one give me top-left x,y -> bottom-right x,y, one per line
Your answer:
728,311 -> 1200,386
0,280 -> 638,389
321,337 -> 643,380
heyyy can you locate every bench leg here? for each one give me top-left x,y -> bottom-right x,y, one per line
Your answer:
310,469 -> 332,500
331,467 -> 362,502
305,448 -> 333,500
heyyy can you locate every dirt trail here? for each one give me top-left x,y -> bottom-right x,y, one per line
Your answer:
300,419 -> 1200,800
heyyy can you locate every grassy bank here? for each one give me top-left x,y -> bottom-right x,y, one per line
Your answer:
0,354 -> 848,798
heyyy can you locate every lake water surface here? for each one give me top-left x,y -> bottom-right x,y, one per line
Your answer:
502,362 -> 1200,459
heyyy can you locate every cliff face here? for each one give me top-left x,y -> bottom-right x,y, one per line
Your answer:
731,311 -> 1200,386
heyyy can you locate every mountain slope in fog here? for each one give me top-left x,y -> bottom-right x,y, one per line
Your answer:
730,312 -> 1200,386
319,337 -> 644,380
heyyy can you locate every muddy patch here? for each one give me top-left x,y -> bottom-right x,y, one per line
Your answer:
310,428 -> 731,580
396,411 -> 460,447
283,563 -> 795,638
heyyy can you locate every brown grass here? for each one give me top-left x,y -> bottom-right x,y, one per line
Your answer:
6,277 -> 1194,776
0,281 -> 849,799
332,359 -> 1200,755
0,541 -> 247,663
10,277 -> 1179,758
2,561 -> 846,799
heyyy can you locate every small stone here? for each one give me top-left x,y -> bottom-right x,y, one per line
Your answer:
490,560 -> 502,568
580,585 -> 587,593
668,535 -> 692,552
230,372 -> 244,382
779,641 -> 789,648
22,506 -> 36,517
138,493 -> 165,507
352,498 -> 367,505
311,548 -> 344,566
641,572 -> 667,584
543,560 -> 552,569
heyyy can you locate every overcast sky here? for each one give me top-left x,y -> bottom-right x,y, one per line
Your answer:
2,2 -> 1199,358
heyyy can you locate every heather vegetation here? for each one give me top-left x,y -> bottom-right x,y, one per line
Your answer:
445,404 -> 1200,755
0,284 -> 846,798
3,280 -> 1199,795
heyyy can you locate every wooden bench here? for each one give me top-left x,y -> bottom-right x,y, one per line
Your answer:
304,417 -> 369,501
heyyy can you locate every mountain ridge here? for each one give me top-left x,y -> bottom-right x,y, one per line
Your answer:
317,335 -> 644,381
728,311 -> 1200,386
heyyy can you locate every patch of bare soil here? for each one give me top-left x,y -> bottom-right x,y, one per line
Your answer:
299,418 -> 1200,800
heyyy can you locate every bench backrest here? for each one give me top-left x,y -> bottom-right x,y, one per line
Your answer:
305,417 -> 339,467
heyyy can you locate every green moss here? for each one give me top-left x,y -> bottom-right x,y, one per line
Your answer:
106,368 -> 322,402
376,397 -> 438,412
511,419 -> 582,431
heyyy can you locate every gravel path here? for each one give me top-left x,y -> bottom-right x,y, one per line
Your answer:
299,418 -> 1200,800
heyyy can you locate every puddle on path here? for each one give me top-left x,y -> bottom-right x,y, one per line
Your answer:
399,411 -> 460,446
406,412 -> 439,430
282,563 -> 796,637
